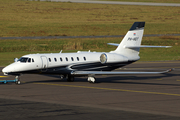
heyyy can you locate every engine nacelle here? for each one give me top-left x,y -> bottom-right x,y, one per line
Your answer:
100,53 -> 128,64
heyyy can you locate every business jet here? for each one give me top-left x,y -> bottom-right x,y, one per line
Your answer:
2,22 -> 172,84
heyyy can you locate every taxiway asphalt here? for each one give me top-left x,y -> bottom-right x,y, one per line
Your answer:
0,61 -> 180,120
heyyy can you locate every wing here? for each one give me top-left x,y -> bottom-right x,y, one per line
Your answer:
71,69 -> 173,75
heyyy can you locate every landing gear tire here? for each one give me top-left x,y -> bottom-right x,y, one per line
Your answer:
15,76 -> 21,85
59,75 -> 64,80
67,75 -> 74,82
88,77 -> 96,83
16,80 -> 21,85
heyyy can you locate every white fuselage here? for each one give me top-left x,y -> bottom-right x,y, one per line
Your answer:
2,51 -> 133,76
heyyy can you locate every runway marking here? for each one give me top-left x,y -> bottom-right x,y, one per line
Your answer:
0,76 -> 7,78
177,80 -> 180,81
35,83 -> 180,97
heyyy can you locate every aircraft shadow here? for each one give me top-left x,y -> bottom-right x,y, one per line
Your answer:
23,73 -> 180,87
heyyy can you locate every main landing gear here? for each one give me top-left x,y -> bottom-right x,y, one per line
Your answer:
66,75 -> 74,82
88,76 -> 96,83
65,75 -> 96,83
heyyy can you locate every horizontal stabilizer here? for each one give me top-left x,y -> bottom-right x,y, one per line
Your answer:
124,45 -> 172,48
107,43 -> 171,48
71,69 -> 173,75
107,43 -> 119,46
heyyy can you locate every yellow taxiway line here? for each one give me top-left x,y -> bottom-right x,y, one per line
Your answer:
35,83 -> 180,97
0,76 -> 7,78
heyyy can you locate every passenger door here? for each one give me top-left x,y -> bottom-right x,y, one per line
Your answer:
41,56 -> 48,69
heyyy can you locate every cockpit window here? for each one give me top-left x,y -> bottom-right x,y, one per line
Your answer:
28,58 -> 31,62
18,57 -> 28,63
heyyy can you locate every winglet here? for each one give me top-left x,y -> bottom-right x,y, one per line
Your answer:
167,68 -> 174,72
162,68 -> 174,74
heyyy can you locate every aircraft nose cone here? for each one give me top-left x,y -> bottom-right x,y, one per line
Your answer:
2,67 -> 8,75
2,65 -> 14,75
2,67 -> 10,74
2,67 -> 7,73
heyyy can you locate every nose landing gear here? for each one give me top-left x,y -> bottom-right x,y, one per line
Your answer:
15,76 -> 21,85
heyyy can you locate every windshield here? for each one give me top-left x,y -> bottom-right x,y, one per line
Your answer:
18,57 -> 28,63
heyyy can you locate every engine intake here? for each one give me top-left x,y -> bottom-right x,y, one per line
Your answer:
100,53 -> 107,64
100,53 -> 128,64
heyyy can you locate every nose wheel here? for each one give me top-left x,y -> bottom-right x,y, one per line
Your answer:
15,76 -> 21,85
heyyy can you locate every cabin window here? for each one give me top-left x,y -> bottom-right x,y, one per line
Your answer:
77,57 -> 79,61
54,58 -> 57,62
66,57 -> 68,61
18,57 -> 28,63
83,57 -> 86,61
49,58 -> 51,62
28,58 -> 31,62
60,57 -> 63,61
32,59 -> 34,62
71,57 -> 74,61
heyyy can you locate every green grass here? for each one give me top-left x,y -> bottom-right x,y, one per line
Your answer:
0,0 -> 180,66
0,36 -> 180,66
0,0 -> 180,37
0,36 -> 179,52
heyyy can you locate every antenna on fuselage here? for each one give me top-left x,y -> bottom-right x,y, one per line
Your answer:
14,58 -> 18,62
60,50 -> 63,53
